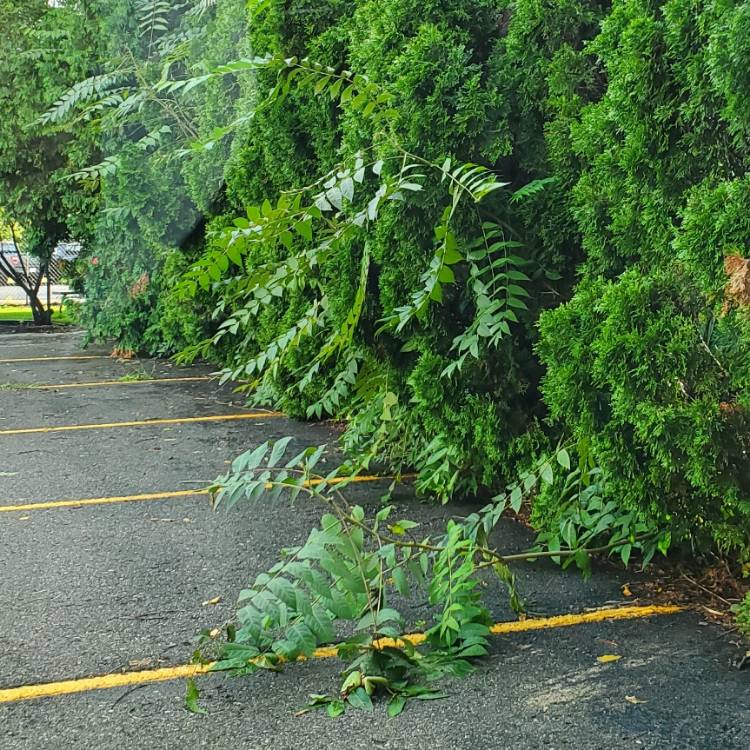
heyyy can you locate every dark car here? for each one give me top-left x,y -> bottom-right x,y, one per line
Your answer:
0,242 -> 41,284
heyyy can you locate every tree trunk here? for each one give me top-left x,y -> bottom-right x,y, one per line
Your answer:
29,298 -> 52,325
0,227 -> 54,326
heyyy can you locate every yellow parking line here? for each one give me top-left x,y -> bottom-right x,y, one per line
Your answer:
0,489 -> 207,512
0,604 -> 682,703
0,355 -> 108,364
31,376 -> 213,390
0,475 -> 401,513
0,412 -> 282,436
0,664 -> 212,703
487,604 -> 684,634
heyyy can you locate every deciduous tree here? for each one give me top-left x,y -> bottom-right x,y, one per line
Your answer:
0,0 -> 97,323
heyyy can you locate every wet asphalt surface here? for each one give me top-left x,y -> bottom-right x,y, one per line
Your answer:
0,330 -> 748,749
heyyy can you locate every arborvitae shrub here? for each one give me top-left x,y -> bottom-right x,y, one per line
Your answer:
538,269 -> 750,555
537,0 -> 750,557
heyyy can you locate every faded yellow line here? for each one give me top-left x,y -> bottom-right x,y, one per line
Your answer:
0,605 -> 682,704
0,475 -> 400,513
31,376 -> 213,390
0,412 -> 282,436
0,355 -> 108,364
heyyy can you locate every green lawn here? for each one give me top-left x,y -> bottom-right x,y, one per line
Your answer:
0,306 -> 75,325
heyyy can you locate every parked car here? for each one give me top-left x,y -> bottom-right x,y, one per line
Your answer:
0,242 -> 43,284
1,242 -> 22,284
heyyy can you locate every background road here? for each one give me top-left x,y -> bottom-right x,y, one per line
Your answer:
0,285 -> 72,306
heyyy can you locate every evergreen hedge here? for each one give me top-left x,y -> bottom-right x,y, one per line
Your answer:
51,0 -> 750,559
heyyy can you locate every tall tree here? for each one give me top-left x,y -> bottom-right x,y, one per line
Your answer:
0,0 -> 97,323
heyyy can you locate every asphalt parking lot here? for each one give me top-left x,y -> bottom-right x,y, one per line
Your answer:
1,330 -> 748,749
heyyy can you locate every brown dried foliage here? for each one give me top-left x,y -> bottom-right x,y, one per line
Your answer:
129,272 -> 150,299
723,255 -> 750,312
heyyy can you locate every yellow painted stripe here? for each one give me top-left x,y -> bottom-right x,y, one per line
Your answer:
0,664 -> 212,703
0,412 -> 282,436
31,376 -> 213,390
487,604 -> 684,633
364,604 -> 684,650
0,475 -> 400,513
0,355 -> 108,364
0,605 -> 682,704
0,489 -> 207,513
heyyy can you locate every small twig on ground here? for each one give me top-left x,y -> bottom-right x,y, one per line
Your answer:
126,609 -> 183,621
682,573 -> 732,606
111,683 -> 149,708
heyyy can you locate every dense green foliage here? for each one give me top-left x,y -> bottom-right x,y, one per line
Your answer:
54,0 -> 224,350
180,0 -> 582,504
734,592 -> 750,636
537,0 -> 750,557
23,0 -> 750,566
